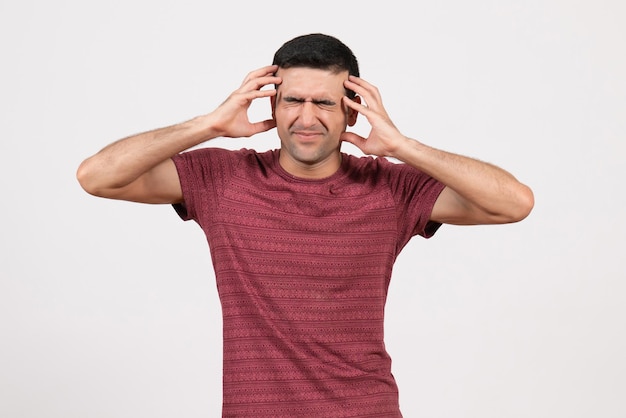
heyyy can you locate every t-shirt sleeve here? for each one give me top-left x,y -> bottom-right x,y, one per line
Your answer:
386,161 -> 446,243
170,147 -> 233,223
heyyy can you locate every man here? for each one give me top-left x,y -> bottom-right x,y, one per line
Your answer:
77,33 -> 533,417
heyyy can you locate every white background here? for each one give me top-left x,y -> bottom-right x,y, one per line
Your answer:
1,1 -> 624,417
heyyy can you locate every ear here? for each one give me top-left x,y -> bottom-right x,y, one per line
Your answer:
346,95 -> 361,127
270,95 -> 276,119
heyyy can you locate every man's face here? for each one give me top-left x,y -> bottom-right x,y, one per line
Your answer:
272,67 -> 357,178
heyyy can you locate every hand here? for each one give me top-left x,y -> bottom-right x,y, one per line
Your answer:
341,76 -> 408,158
210,65 -> 281,138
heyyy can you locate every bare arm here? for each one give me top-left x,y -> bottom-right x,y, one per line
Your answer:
76,65 -> 281,204
390,141 -> 534,225
341,76 -> 534,225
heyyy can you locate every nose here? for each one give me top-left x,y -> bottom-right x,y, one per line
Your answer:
299,101 -> 317,127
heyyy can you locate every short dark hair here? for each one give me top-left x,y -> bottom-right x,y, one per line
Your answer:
272,33 -> 360,98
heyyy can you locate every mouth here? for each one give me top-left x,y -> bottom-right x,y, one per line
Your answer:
292,130 -> 323,142
294,133 -> 321,145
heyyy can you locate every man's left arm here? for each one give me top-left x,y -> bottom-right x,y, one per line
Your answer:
341,75 -> 534,226
392,140 -> 534,225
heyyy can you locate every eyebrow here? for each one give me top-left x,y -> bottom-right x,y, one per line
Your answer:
282,96 -> 337,106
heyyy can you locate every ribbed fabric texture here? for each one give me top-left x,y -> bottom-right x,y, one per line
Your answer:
172,148 -> 445,417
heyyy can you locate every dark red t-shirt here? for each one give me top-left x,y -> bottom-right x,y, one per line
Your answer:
172,148 -> 445,417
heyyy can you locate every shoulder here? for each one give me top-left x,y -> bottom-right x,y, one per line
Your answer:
175,146 -> 252,160
174,147 -> 272,168
343,154 -> 414,180
343,153 -> 443,198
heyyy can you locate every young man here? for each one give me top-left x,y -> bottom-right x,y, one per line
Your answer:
77,33 -> 533,417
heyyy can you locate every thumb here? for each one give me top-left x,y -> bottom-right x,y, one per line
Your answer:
340,131 -> 365,147
252,118 -> 277,134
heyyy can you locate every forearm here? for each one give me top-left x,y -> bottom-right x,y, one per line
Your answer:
392,137 -> 534,224
77,114 -> 218,193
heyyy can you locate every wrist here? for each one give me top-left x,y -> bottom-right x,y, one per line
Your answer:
388,135 -> 418,160
188,113 -> 222,141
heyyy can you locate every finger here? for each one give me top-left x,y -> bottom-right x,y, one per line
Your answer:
235,76 -> 280,97
221,87 -> 276,110
346,75 -> 381,95
344,77 -> 383,110
342,95 -> 371,116
246,88 -> 277,100
242,65 -> 279,82
240,66 -> 281,91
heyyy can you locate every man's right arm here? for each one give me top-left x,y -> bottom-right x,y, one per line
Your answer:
76,65 -> 281,204
77,115 -> 220,204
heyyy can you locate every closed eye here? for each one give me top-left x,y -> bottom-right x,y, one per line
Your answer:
312,99 -> 336,107
283,96 -> 337,108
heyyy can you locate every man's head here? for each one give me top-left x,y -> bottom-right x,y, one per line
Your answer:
270,34 -> 361,179
272,33 -> 360,99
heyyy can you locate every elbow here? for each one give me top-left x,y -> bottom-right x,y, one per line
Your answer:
507,184 -> 535,223
76,158 -> 105,197
76,160 -> 92,194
